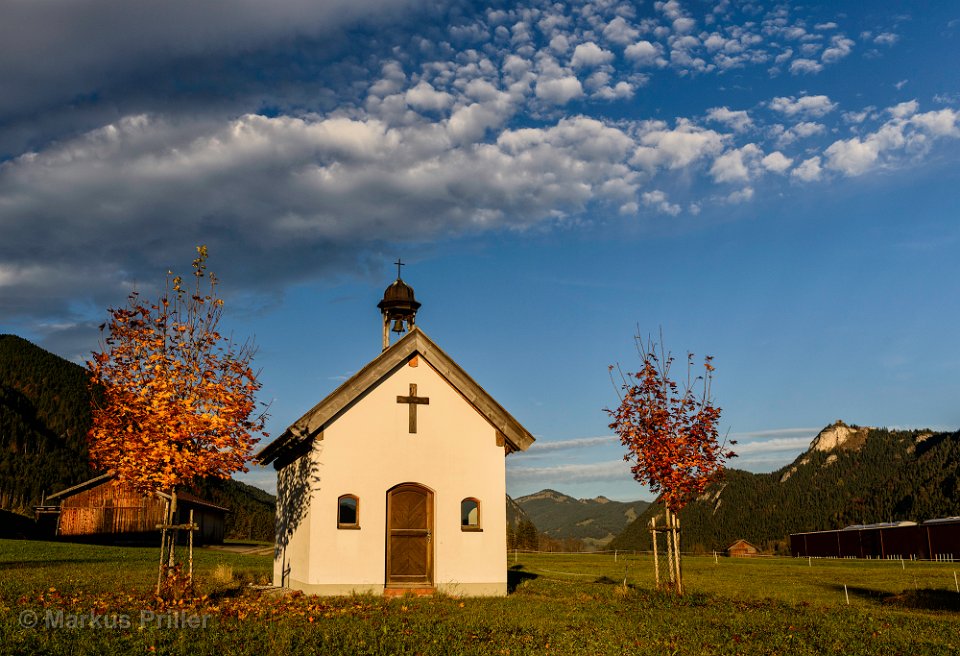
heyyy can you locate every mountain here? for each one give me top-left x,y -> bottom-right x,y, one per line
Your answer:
610,421 -> 960,554
515,488 -> 650,548
0,334 -> 94,510
0,333 -> 276,541
506,494 -> 532,528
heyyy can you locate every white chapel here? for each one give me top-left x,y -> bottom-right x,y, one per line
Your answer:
256,272 -> 535,596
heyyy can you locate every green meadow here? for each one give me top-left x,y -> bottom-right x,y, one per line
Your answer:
2,539 -> 958,655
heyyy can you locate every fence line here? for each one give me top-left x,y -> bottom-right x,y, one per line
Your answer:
509,549 -> 960,564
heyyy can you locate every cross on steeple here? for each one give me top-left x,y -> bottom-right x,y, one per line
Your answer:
396,383 -> 429,433
394,258 -> 405,279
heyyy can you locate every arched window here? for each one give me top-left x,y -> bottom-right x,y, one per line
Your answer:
460,498 -> 481,531
338,494 -> 360,529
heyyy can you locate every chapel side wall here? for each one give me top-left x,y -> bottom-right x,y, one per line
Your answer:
304,357 -> 508,595
274,456 -> 313,588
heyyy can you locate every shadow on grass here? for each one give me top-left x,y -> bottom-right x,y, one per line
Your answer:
883,588 -> 960,612
826,584 -> 960,611
825,584 -> 887,604
507,565 -> 538,593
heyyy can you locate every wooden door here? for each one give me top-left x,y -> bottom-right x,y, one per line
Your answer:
386,484 -> 433,586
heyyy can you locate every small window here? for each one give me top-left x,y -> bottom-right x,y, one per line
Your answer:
338,495 -> 360,529
461,498 -> 481,531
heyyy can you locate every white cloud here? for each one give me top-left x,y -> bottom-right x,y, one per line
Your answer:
706,106 -> 753,132
549,33 -> 570,53
0,109 -> 654,315
571,42 -> 615,68
874,32 -> 899,46
624,40 -> 664,67
631,120 -> 726,170
733,436 -> 813,455
673,17 -> 697,34
593,81 -> 635,101
821,35 -> 854,63
535,76 -> 584,104
770,94 -> 837,118
761,151 -> 793,173
824,137 -> 880,175
710,143 -> 761,183
789,58 -> 823,74
641,189 -> 681,215
656,0 -> 684,21
405,81 -> 454,112
507,460 -> 631,484
889,100 -> 919,119
910,108 -> 960,136
521,435 -> 618,454
447,99 -> 512,144
726,186 -> 754,203
842,109 -> 871,124
823,106 -> 960,176
602,16 -> 639,45
774,121 -> 826,146
792,156 -> 822,181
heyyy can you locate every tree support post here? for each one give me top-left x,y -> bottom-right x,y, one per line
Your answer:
651,516 -> 660,589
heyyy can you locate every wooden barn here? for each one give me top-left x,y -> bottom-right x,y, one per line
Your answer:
35,472 -> 228,545
790,518 -> 960,560
727,539 -> 761,558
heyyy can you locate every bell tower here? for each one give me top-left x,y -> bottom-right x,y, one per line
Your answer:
377,259 -> 421,350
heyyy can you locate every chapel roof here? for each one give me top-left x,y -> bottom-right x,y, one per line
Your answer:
255,327 -> 535,468
377,278 -> 420,311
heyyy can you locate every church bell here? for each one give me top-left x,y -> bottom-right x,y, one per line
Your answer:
378,260 -> 421,350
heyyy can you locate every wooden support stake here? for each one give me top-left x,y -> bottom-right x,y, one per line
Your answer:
671,510 -> 683,595
168,490 -> 178,569
651,517 -> 660,590
188,509 -> 194,586
157,498 -> 170,596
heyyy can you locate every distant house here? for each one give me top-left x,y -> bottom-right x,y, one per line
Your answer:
35,472 -> 227,545
727,539 -> 761,558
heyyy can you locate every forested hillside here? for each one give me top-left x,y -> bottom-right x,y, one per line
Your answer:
0,334 -> 276,540
0,334 -> 94,509
516,489 -> 649,547
610,422 -> 960,554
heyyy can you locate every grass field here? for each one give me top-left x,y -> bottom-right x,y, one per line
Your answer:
2,539 -> 959,655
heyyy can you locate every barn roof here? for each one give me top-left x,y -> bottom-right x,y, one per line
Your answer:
44,472 -> 229,513
727,539 -> 759,550
45,471 -> 116,501
256,326 -> 535,468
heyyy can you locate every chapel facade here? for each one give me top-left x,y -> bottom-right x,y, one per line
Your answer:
256,274 -> 534,596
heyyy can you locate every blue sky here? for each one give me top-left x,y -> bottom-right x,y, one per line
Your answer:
2,1 -> 959,501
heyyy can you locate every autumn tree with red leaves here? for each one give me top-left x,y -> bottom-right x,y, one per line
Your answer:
87,246 -> 267,592
607,332 -> 734,593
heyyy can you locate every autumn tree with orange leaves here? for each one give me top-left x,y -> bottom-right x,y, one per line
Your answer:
88,246 -> 267,593
607,332 -> 734,594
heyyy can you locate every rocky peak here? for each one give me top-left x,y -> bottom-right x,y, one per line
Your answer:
809,420 -> 868,453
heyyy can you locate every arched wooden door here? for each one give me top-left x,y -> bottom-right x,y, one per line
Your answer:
386,483 -> 434,587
